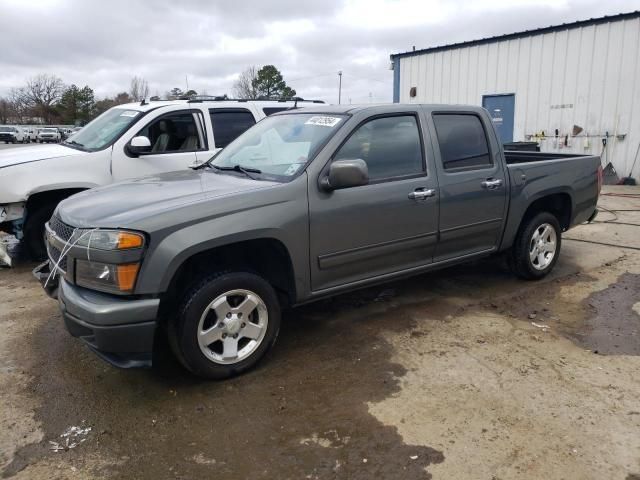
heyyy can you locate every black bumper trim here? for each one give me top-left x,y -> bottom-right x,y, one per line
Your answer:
62,309 -> 156,367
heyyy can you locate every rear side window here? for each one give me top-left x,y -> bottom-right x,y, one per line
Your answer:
433,114 -> 492,171
334,115 -> 424,181
210,109 -> 256,148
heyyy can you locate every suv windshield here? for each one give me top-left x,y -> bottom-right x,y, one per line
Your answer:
0,127 -> 15,132
65,107 -> 142,150
41,128 -> 56,133
210,113 -> 346,181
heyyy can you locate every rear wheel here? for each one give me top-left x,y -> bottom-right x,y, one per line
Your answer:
510,212 -> 561,280
23,203 -> 57,261
169,272 -> 281,379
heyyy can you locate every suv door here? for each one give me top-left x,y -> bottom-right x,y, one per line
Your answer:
308,112 -> 439,291
113,109 -> 207,180
429,112 -> 508,261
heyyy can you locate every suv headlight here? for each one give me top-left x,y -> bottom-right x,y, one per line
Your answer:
76,260 -> 140,294
75,230 -> 144,250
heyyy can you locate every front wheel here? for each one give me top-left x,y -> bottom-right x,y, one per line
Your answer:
170,272 -> 281,379
23,203 -> 57,261
509,212 -> 561,280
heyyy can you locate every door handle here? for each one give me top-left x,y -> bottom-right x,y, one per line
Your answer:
408,188 -> 436,200
481,178 -> 503,190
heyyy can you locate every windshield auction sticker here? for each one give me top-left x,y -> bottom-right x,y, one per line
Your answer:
119,110 -> 140,117
305,116 -> 342,127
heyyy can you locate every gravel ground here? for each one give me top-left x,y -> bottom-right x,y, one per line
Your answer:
1,186 -> 639,480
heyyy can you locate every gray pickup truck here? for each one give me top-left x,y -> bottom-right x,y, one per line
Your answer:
36,104 -> 601,379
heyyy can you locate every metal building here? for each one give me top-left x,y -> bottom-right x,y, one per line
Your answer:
390,11 -> 640,180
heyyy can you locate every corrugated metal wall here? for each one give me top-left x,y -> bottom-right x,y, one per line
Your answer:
397,16 -> 640,178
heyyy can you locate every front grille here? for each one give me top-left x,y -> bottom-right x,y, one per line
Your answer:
49,214 -> 76,242
47,242 -> 67,272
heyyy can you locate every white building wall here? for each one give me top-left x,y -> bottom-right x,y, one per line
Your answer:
398,16 -> 640,179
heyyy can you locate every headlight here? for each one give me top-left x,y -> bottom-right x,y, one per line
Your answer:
76,260 -> 140,294
75,230 -> 144,250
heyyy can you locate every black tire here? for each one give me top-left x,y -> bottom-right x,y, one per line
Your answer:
169,271 -> 281,379
510,212 -> 562,280
23,203 -> 57,261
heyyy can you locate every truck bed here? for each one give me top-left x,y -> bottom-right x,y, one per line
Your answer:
504,151 -> 588,165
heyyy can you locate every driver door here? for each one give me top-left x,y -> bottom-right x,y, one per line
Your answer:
112,110 -> 207,181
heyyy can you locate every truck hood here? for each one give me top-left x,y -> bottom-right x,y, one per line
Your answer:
57,169 -> 279,228
0,144 -> 83,169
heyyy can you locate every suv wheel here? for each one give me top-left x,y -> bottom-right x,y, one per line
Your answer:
170,272 -> 281,379
24,203 -> 57,261
510,212 -> 561,280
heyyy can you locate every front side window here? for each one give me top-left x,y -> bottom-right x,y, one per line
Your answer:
433,114 -> 492,171
211,113 -> 345,181
334,115 -> 424,181
137,112 -> 202,153
210,109 -> 256,149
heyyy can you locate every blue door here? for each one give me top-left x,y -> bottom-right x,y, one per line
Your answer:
482,94 -> 514,143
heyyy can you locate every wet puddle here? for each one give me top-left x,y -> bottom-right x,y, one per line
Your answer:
573,273 -> 640,355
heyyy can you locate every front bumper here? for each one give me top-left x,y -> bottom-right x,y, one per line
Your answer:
35,261 -> 160,368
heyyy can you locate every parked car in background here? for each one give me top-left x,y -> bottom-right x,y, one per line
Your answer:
59,128 -> 74,141
35,104 -> 601,379
0,126 -> 25,143
23,128 -> 37,143
0,97 -> 323,259
37,128 -> 61,143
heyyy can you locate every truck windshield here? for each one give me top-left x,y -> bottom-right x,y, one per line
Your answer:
210,113 -> 346,181
0,127 -> 14,132
65,108 -> 142,151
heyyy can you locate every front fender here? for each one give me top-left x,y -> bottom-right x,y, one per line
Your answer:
0,150 -> 112,203
134,179 -> 310,300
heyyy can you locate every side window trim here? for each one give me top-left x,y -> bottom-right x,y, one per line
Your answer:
329,112 -> 427,185
193,111 -> 208,150
431,112 -> 495,173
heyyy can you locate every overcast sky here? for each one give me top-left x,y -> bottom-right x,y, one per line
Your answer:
1,0 -> 638,103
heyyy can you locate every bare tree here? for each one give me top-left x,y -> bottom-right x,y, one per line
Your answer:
21,74 -> 65,123
129,76 -> 150,102
233,66 -> 258,99
0,97 -> 12,124
9,87 -> 32,124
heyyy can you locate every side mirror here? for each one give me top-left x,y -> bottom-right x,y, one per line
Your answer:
127,136 -> 152,156
320,159 -> 369,191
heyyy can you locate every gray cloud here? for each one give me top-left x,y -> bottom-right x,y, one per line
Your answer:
1,0 -> 638,103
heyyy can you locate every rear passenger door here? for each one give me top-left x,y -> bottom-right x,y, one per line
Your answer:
429,112 -> 508,261
309,112 -> 439,291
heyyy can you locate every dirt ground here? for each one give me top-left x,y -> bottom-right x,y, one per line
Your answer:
1,186 -> 639,480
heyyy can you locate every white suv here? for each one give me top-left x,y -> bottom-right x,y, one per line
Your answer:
37,128 -> 61,143
0,126 -> 25,144
0,97 -> 324,258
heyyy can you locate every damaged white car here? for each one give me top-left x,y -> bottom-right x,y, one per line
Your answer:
0,97 -> 324,260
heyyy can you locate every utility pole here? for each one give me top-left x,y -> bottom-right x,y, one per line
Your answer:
338,71 -> 342,105
185,75 -> 189,92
